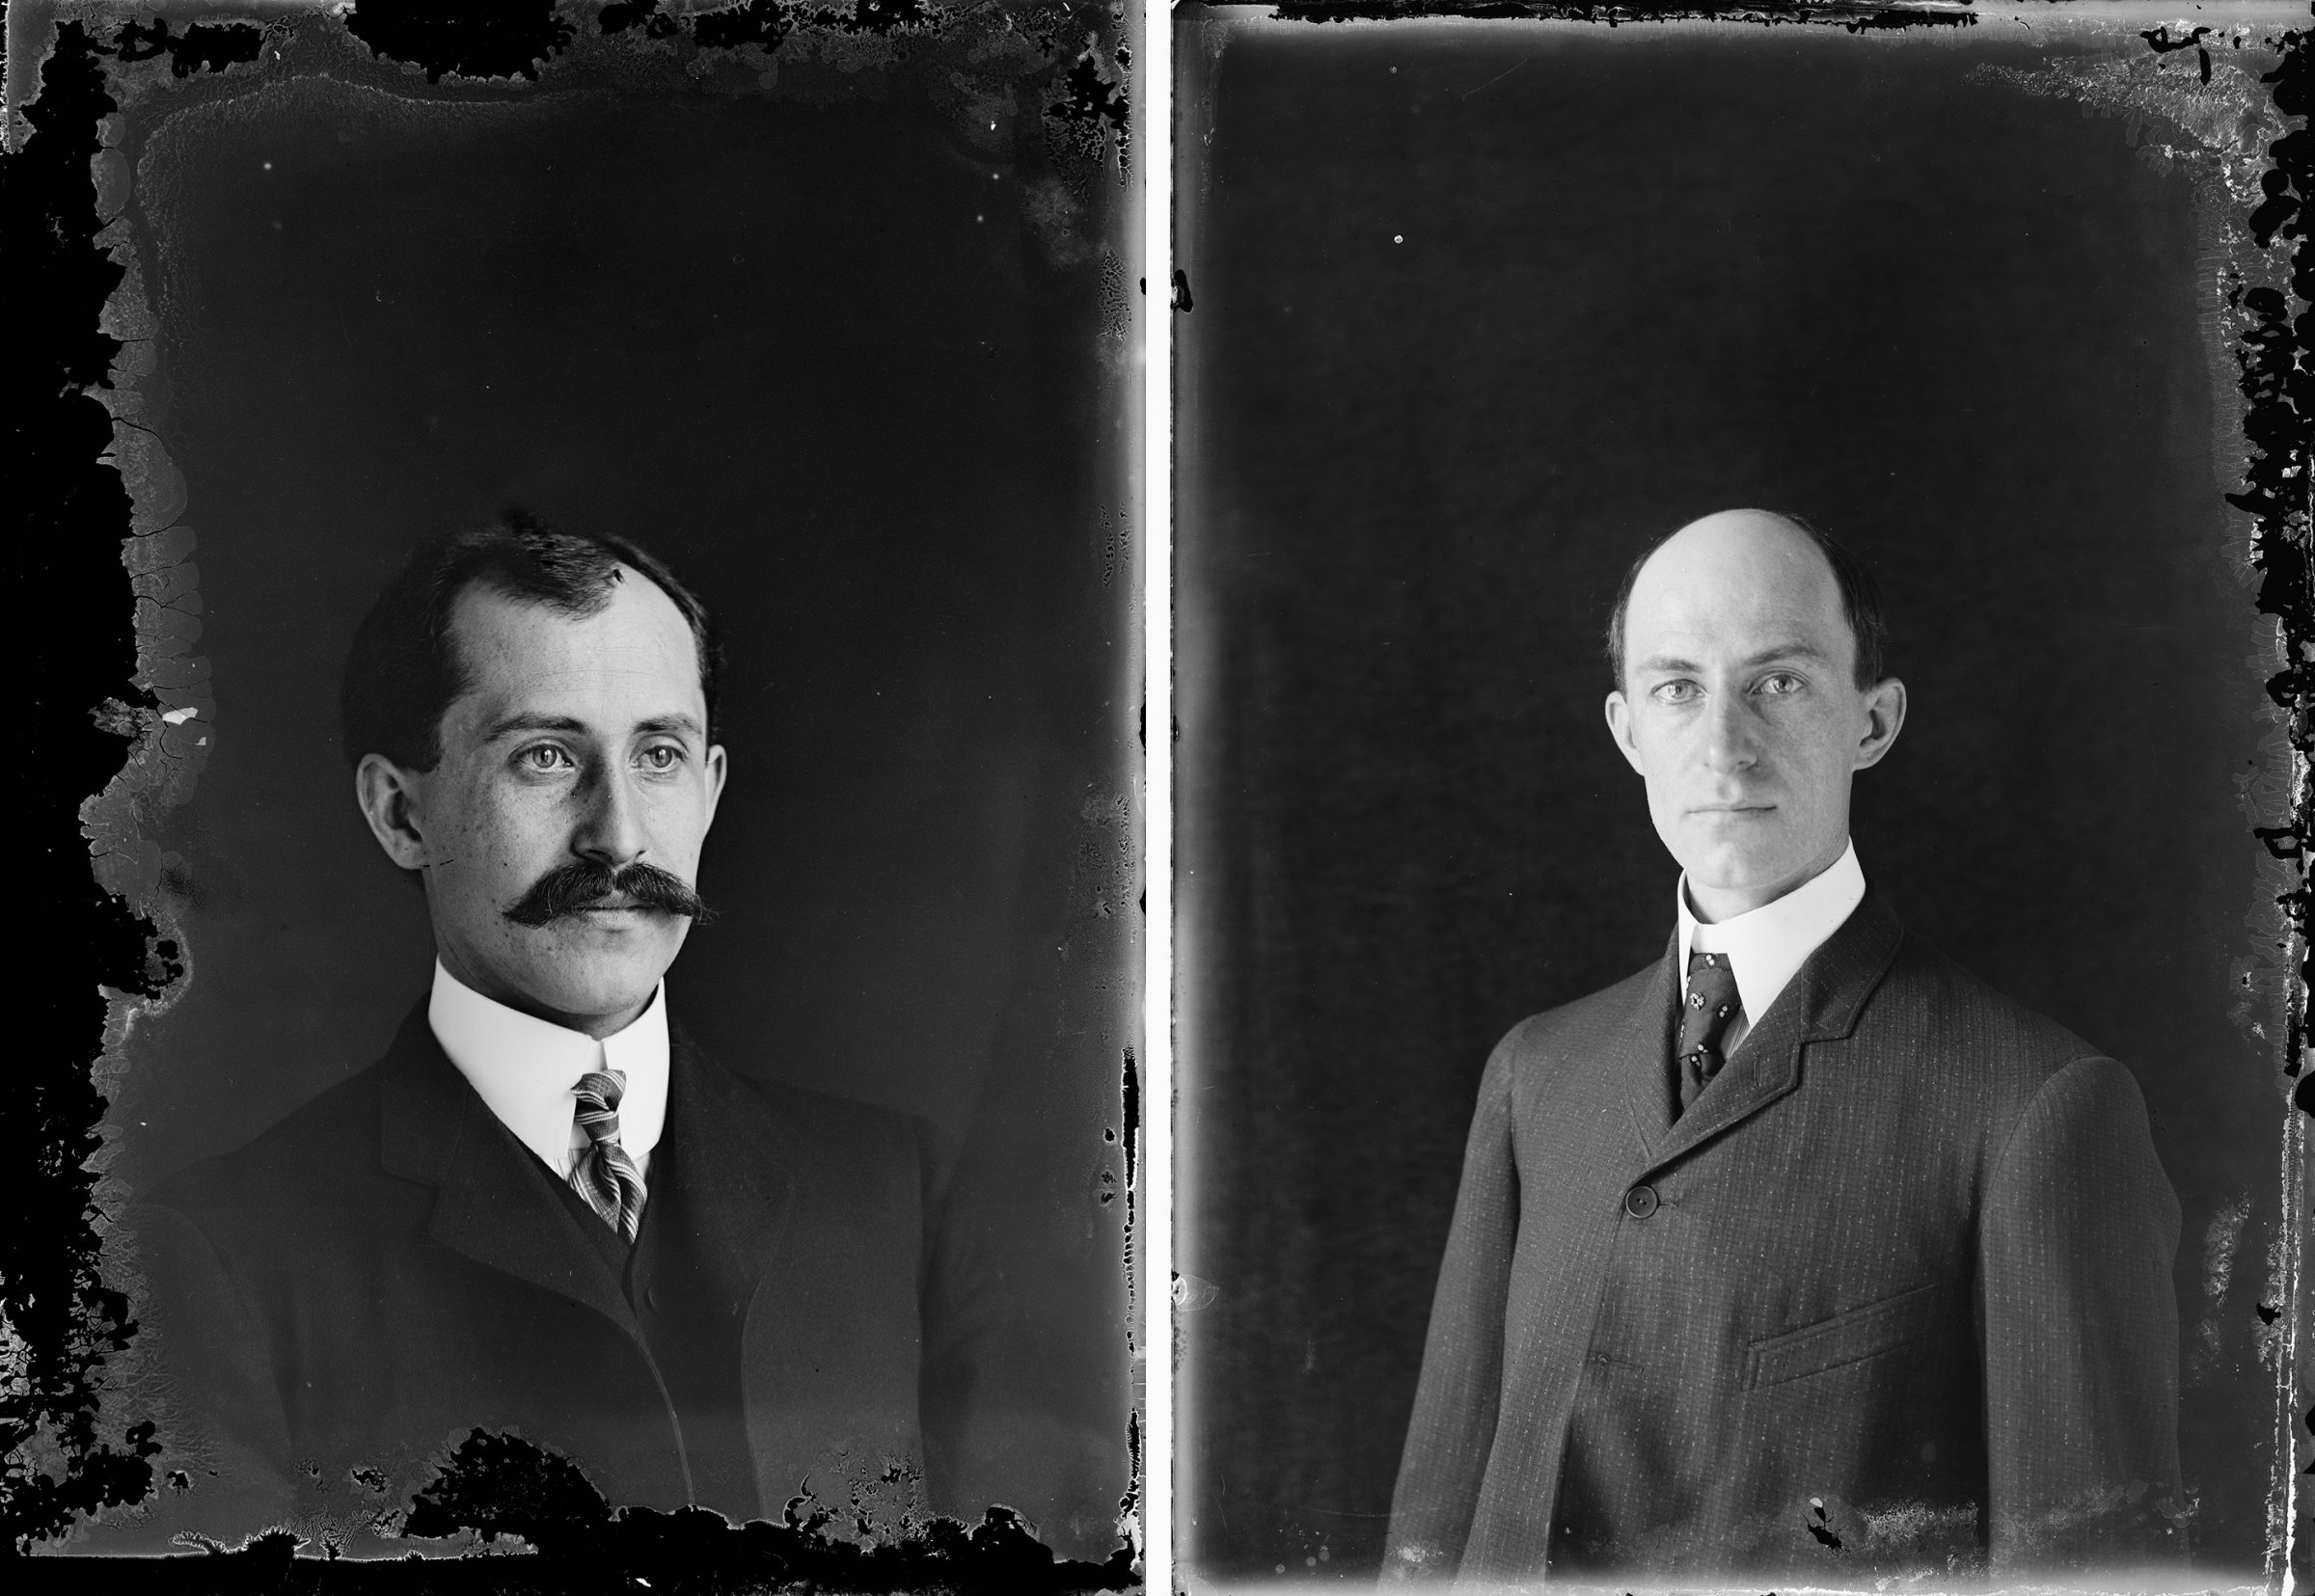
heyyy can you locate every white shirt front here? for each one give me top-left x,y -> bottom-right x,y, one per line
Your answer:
1675,839 -> 1867,1057
427,960 -> 669,1183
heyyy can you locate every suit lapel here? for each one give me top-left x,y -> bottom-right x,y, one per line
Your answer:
660,1033 -> 793,1325
375,1005 -> 645,1343
1619,933 -> 1681,1162
1648,885 -> 1908,1170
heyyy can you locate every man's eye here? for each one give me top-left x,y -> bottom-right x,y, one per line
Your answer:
1757,673 -> 1804,696
518,744 -> 574,771
1652,681 -> 1701,704
638,744 -> 685,772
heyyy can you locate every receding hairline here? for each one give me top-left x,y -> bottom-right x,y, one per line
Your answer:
1606,507 -> 1887,691
433,561 -> 714,727
1635,509 -> 1838,588
445,558 -> 703,661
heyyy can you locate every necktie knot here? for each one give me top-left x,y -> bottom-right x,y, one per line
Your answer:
1676,950 -> 1742,1113
571,1068 -> 646,1241
575,1068 -> 625,1127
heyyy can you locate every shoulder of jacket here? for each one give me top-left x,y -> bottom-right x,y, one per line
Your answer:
1490,960 -> 1660,1071
1871,934 -> 2106,1089
144,1057 -> 391,1219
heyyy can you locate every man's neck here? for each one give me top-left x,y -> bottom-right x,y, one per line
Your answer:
1684,838 -> 1852,925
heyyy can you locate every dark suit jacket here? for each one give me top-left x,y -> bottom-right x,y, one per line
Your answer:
1383,888 -> 2182,1583
135,1004 -> 1017,1537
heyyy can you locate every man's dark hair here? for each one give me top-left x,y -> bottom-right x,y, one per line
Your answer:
340,509 -> 722,771
1604,509 -> 1889,690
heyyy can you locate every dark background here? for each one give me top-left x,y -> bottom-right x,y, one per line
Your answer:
86,38 -> 1137,1560
1178,20 -> 2288,1582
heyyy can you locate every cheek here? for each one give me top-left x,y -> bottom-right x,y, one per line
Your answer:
644,786 -> 712,854
1783,719 -> 1861,798
442,779 -> 562,877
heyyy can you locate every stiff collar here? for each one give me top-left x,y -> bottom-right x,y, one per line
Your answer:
426,960 -> 668,1179
1675,839 -> 1866,1032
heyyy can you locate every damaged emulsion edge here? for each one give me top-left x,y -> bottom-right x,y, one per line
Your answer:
1185,2 -> 2315,1589
10,0 -> 1147,1586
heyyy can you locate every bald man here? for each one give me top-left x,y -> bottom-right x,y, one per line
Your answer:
1382,511 -> 2181,1584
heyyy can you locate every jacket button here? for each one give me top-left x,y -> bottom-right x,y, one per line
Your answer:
645,1285 -> 663,1312
1623,1184 -> 1659,1219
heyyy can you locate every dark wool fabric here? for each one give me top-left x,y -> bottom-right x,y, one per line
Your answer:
1384,888 -> 2182,1584
137,1006 -> 1012,1535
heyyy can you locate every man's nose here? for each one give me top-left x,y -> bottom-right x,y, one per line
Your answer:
1700,690 -> 1759,773
571,763 -> 649,867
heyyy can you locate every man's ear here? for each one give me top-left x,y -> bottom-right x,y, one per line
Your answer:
355,753 -> 432,871
1604,690 -> 1648,777
1854,676 -> 1907,771
701,744 -> 729,831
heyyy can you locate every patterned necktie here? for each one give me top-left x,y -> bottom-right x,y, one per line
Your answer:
1676,950 -> 1744,1116
570,1068 -> 647,1241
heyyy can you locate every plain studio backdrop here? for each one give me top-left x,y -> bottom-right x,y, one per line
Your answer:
88,38 -> 1138,1560
1177,15 -> 2290,1582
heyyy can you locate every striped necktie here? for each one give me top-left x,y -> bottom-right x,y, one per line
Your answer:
570,1068 -> 647,1241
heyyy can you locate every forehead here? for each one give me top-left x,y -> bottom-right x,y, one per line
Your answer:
1624,520 -> 1847,658
447,570 -> 704,714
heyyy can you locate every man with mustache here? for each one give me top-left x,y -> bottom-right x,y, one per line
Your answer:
137,514 -> 1011,1535
1383,510 -> 2182,1583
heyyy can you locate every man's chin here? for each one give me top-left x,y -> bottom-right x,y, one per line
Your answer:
1675,842 -> 1811,915
498,925 -> 686,1021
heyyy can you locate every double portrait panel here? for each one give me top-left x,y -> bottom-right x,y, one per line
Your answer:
15,1 -> 2314,1589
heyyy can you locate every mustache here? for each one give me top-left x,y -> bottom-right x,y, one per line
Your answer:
502,860 -> 713,929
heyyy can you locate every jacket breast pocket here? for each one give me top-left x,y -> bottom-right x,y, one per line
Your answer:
1743,1281 -> 1944,1391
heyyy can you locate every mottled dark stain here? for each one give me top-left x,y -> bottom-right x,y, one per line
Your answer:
342,0 -> 579,83
1805,1501 -> 1845,1551
2227,29 -> 2312,1088
4,16 -> 170,1558
1269,0 -> 1974,30
383,1429 -> 1137,1590
1049,47 -> 1132,165
603,0 -> 961,50
1121,1046 -> 1141,1199
114,19 -> 266,79
599,0 -> 688,41
2139,24 -> 2213,57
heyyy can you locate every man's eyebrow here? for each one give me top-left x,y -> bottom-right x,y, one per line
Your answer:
1741,642 -> 1829,668
480,712 -> 704,741
1635,643 -> 1829,675
481,712 -> 589,742
1636,654 -> 1702,676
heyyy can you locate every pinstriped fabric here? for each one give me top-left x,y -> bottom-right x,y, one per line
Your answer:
571,1068 -> 648,1241
1381,886 -> 2183,1585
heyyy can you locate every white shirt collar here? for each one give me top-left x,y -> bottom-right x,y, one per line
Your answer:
426,960 -> 669,1180
1675,840 -> 1867,1032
